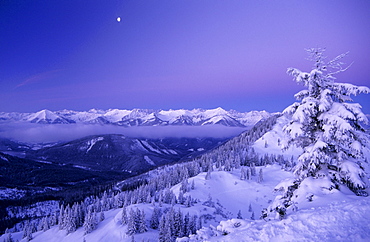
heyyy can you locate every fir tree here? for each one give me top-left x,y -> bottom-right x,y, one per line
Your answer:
251,211 -> 255,220
150,206 -> 161,229
183,212 -> 191,236
246,168 -> 251,180
126,209 -> 137,236
173,209 -> 183,238
178,190 -> 185,204
257,168 -> 263,183
121,206 -> 128,225
158,214 -> 166,241
42,216 -> 50,232
180,179 -> 189,193
237,210 -> 243,219
250,163 -> 256,176
50,212 -> 57,226
58,204 -> 65,230
189,215 -> 198,235
83,207 -> 97,235
138,209 -> 147,233
159,214 -> 173,242
271,48 -> 370,217
205,167 -> 212,180
240,167 -> 247,180
191,179 -> 195,190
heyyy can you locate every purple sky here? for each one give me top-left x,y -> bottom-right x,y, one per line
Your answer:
1,0 -> 369,113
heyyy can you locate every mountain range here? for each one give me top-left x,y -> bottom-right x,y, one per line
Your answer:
0,108 -> 271,127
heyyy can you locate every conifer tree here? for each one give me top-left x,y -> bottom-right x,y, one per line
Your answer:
158,214 -> 166,241
246,168 -> 251,180
126,209 -> 137,236
183,212 -> 191,236
257,168 -> 263,183
150,206 -> 161,229
250,163 -> 256,176
43,216 -> 50,232
159,214 -> 173,242
178,190 -> 185,204
58,204 -> 65,230
121,206 -> 128,225
271,48 -> 370,217
189,215 -> 198,235
237,210 -> 243,219
240,167 -> 247,180
83,207 -> 97,235
173,209 -> 183,238
191,179 -> 195,190
138,209 -> 147,233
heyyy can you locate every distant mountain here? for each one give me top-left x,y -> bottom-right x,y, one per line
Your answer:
25,134 -> 225,175
0,108 -> 271,127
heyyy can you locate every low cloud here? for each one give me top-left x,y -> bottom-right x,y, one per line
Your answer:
0,122 -> 247,143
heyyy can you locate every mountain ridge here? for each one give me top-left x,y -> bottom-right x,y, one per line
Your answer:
0,108 -> 272,127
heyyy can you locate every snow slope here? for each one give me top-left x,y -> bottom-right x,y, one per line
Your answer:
205,197 -> 370,242
252,115 -> 303,161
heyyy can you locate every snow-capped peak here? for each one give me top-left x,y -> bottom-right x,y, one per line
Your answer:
0,108 -> 272,127
24,109 -> 73,124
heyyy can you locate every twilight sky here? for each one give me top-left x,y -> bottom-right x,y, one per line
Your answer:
1,0 -> 369,113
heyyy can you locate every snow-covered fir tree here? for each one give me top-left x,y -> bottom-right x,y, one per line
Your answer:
237,210 -> 243,219
121,205 -> 128,225
83,207 -> 97,235
257,168 -> 263,183
126,209 -> 137,236
150,206 -> 161,229
270,48 -> 370,217
137,209 -> 148,233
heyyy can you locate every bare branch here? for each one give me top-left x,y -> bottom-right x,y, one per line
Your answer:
327,61 -> 353,77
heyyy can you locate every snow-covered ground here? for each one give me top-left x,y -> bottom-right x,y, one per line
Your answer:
3,164 -> 369,242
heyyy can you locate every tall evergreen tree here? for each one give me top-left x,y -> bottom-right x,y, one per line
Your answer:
150,206 -> 161,229
138,209 -> 147,233
270,48 -> 370,217
83,207 -> 97,235
58,204 -> 65,230
173,209 -> 183,238
183,212 -> 191,236
158,214 -> 173,242
121,206 -> 128,225
126,209 -> 137,236
257,168 -> 263,183
237,210 -> 243,219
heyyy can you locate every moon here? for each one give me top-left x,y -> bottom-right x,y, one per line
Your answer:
116,17 -> 121,22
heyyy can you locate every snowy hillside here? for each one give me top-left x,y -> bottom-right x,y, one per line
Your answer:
0,108 -> 271,127
1,111 -> 370,241
2,165 -> 369,242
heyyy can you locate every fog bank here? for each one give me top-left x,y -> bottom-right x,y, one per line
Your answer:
0,123 -> 248,143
